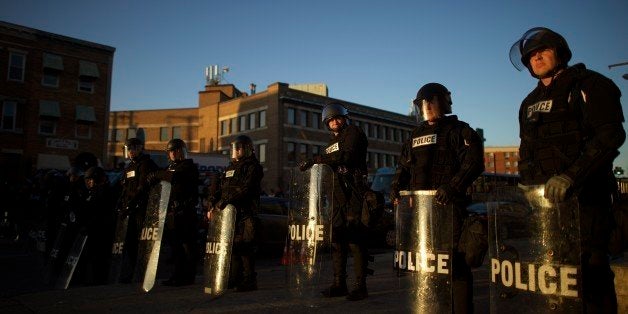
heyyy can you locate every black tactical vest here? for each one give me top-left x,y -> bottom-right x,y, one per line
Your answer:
408,120 -> 459,189
519,70 -> 585,185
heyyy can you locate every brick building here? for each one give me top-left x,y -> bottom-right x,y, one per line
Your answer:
108,82 -> 416,193
0,21 -> 115,174
484,146 -> 520,175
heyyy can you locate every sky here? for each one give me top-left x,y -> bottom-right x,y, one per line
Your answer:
3,0 -> 628,170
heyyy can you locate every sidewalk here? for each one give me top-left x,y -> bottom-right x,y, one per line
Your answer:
1,249 -> 490,313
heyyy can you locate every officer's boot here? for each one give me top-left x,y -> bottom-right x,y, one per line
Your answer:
347,243 -> 368,301
236,255 -> 257,292
322,243 -> 348,297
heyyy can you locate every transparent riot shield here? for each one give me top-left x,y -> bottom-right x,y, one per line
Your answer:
108,213 -> 129,284
134,180 -> 171,292
394,190 -> 453,313
55,229 -> 87,290
488,185 -> 582,313
203,204 -> 236,298
43,222 -> 67,285
286,164 -> 333,302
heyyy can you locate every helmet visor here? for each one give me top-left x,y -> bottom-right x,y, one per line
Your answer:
510,27 -> 549,71
230,142 -> 251,160
123,144 -> 142,159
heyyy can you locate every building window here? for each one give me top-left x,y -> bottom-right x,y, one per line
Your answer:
505,152 -> 510,159
160,127 -> 170,141
299,143 -> 308,161
42,72 -> 59,88
363,122 -> 369,137
312,145 -> 321,157
75,123 -> 91,139
249,113 -> 256,130
239,115 -> 247,131
8,52 -> 26,82
300,110 -> 308,127
78,79 -> 94,93
127,128 -> 137,139
230,118 -> 237,134
259,110 -> 266,127
286,142 -> 296,163
42,53 -> 63,88
258,144 -> 266,163
287,108 -> 296,124
220,120 -> 228,136
39,119 -> 57,135
312,113 -> 321,129
354,120 -> 360,129
1,101 -> 17,131
172,126 -> 182,139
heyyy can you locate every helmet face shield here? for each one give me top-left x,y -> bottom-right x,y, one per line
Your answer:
230,142 -> 252,161
510,27 -> 571,72
123,144 -> 142,159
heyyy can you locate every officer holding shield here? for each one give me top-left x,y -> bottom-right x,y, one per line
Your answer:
510,27 -> 625,312
390,83 -> 484,313
208,135 -> 263,292
299,103 -> 370,301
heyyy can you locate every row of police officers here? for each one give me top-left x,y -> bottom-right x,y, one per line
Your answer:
82,26 -> 622,313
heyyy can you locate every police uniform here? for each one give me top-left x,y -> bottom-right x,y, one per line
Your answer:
391,115 -> 484,313
519,63 -> 625,311
319,123 -> 370,299
162,158 -> 199,286
215,154 -> 263,291
119,153 -> 158,281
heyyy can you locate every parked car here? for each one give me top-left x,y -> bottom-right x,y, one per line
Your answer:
257,196 -> 290,257
370,167 -> 395,247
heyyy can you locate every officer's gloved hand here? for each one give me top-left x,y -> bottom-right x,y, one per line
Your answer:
298,160 -> 314,172
435,184 -> 457,205
390,190 -> 400,204
544,174 -> 573,202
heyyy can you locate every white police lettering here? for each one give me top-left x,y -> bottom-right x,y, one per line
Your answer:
205,241 -> 226,254
527,100 -> 553,118
140,227 -> 160,241
490,258 -> 579,297
126,170 -> 136,178
289,224 -> 325,242
412,134 -> 437,148
67,256 -> 79,266
50,248 -> 59,258
325,142 -> 340,154
225,170 -> 235,178
393,250 -> 450,274
112,242 -> 124,254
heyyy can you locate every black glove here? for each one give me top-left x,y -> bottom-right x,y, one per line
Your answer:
544,174 -> 573,202
435,184 -> 457,205
298,160 -> 314,172
390,190 -> 400,203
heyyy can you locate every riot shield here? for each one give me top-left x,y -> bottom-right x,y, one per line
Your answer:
488,185 -> 582,313
55,229 -> 88,290
108,213 -> 129,283
286,164 -> 333,301
203,204 -> 236,297
394,190 -> 453,313
43,222 -> 67,285
134,180 -> 171,292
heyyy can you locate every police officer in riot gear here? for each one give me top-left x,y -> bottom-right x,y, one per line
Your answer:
154,139 -> 199,286
299,103 -> 370,301
117,138 -> 158,282
511,27 -> 624,312
208,135 -> 263,292
390,83 -> 484,313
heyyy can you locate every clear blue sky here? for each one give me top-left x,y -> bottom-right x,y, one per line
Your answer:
3,0 -> 628,170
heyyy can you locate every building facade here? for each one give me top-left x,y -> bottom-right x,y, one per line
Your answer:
0,21 -> 115,174
484,146 -> 520,175
108,82 -> 416,194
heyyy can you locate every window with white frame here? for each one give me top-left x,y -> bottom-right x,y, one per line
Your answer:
220,120 -> 228,135
259,110 -> 266,127
239,115 -> 247,131
249,113 -> 256,130
42,53 -> 63,88
257,143 -> 266,163
1,101 -> 17,131
160,127 -> 170,141
8,52 -> 26,82
39,119 -> 57,135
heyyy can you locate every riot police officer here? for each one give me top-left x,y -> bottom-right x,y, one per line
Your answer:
208,135 -> 263,292
510,27 -> 625,312
390,83 -> 484,313
117,138 -> 158,282
299,103 -> 370,301
156,139 -> 199,286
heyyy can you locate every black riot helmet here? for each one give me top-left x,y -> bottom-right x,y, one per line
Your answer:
230,135 -> 254,161
322,103 -> 349,131
84,166 -> 106,182
509,27 -> 572,74
166,138 -> 188,161
123,137 -> 144,159
413,83 -> 452,121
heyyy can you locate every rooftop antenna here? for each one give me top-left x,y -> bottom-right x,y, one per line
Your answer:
205,65 -> 230,85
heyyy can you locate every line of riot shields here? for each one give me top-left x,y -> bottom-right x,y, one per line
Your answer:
43,166 -> 585,312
